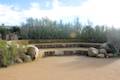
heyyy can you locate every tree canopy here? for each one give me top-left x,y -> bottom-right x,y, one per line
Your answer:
0,17 -> 119,45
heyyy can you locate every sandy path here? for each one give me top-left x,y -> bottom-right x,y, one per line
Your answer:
0,56 -> 120,80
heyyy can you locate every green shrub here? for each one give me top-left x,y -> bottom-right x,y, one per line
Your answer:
8,42 -> 27,63
0,40 -> 10,67
8,43 -> 18,63
0,40 -> 27,67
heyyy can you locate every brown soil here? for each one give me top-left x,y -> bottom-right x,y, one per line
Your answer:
0,56 -> 120,80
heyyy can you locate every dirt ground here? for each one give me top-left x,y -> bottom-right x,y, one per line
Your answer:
0,56 -> 120,80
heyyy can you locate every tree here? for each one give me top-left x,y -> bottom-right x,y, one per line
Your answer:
10,26 -> 20,33
80,25 -> 95,42
73,17 -> 82,38
94,25 -> 107,43
107,28 -> 120,54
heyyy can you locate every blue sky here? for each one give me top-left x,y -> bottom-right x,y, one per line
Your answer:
0,0 -> 85,9
0,0 -> 120,28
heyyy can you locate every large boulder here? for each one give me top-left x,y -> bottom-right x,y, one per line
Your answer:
99,49 -> 107,55
99,49 -> 108,58
100,43 -> 116,53
23,55 -> 32,62
100,43 -> 109,50
19,53 -> 32,62
97,54 -> 105,58
26,45 -> 39,60
88,47 -> 99,57
107,53 -> 114,57
15,57 -> 23,63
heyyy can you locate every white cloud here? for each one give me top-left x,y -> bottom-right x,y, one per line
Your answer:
0,0 -> 120,28
79,0 -> 120,27
0,4 -> 25,25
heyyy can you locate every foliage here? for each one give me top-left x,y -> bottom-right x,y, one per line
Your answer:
80,25 -> 95,42
8,42 -> 19,63
94,25 -> 107,43
0,17 -> 116,44
0,40 -> 26,67
10,26 -> 20,34
0,40 -> 10,67
107,28 -> 120,54
18,17 -> 107,43
0,27 -> 9,39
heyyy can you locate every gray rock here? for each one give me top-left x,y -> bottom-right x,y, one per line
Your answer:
26,46 -> 39,60
23,55 -> 32,62
100,42 -> 116,53
97,54 -> 105,58
107,53 -> 114,57
19,53 -> 32,62
99,49 -> 107,55
15,57 -> 23,63
100,43 -> 109,50
88,47 -> 99,57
